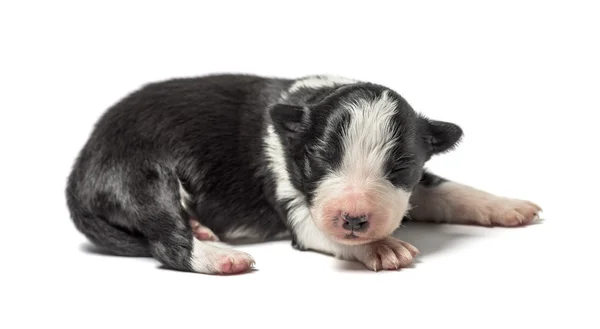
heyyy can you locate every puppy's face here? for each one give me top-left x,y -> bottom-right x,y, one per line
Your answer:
270,84 -> 462,245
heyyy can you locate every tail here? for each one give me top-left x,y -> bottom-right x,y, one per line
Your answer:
67,191 -> 150,257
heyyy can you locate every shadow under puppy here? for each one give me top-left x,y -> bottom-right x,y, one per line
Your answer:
66,74 -> 541,274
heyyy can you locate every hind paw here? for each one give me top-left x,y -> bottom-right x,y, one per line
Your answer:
190,219 -> 220,241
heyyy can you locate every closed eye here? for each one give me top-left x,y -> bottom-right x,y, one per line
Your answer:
388,161 -> 418,183
389,166 -> 411,179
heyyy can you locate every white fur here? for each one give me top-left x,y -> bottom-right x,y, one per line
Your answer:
190,239 -> 224,273
288,75 -> 358,93
264,124 -> 301,202
339,90 -> 401,185
291,207 -> 359,259
189,239 -> 254,274
410,181 -> 542,226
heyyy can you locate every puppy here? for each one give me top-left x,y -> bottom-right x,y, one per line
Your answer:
66,74 -> 541,274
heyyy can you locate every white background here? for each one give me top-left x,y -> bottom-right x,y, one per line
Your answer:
1,1 -> 599,328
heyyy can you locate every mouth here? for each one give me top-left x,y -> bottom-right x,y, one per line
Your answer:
335,232 -> 371,245
340,229 -> 373,243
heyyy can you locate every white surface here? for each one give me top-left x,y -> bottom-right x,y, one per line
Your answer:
1,1 -> 599,328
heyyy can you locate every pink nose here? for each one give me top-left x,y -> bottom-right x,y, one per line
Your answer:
341,213 -> 369,232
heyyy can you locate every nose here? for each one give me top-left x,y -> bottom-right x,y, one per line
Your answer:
342,213 -> 369,232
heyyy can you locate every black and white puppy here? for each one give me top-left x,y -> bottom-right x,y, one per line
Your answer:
66,74 -> 542,274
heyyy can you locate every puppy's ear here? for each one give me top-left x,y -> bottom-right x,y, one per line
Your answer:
269,104 -> 309,147
420,117 -> 463,155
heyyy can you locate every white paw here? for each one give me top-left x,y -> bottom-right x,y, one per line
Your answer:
190,240 -> 255,274
213,250 -> 255,274
354,237 -> 419,271
475,198 -> 542,227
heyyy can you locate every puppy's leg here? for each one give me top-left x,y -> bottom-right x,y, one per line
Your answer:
148,225 -> 254,274
408,171 -> 542,226
146,215 -> 254,274
132,169 -> 254,274
290,208 -> 418,271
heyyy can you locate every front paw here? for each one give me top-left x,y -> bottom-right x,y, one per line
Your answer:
355,237 -> 419,271
479,198 -> 542,227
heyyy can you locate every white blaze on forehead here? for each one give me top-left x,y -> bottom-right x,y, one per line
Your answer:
288,75 -> 358,93
338,90 -> 399,183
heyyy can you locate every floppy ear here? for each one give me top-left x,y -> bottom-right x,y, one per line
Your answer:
421,118 -> 463,155
268,104 -> 309,148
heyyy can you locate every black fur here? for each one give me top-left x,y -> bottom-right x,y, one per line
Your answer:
419,170 -> 449,188
66,74 -> 462,271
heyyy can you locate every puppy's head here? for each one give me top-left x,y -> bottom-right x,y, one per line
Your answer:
269,83 -> 462,245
